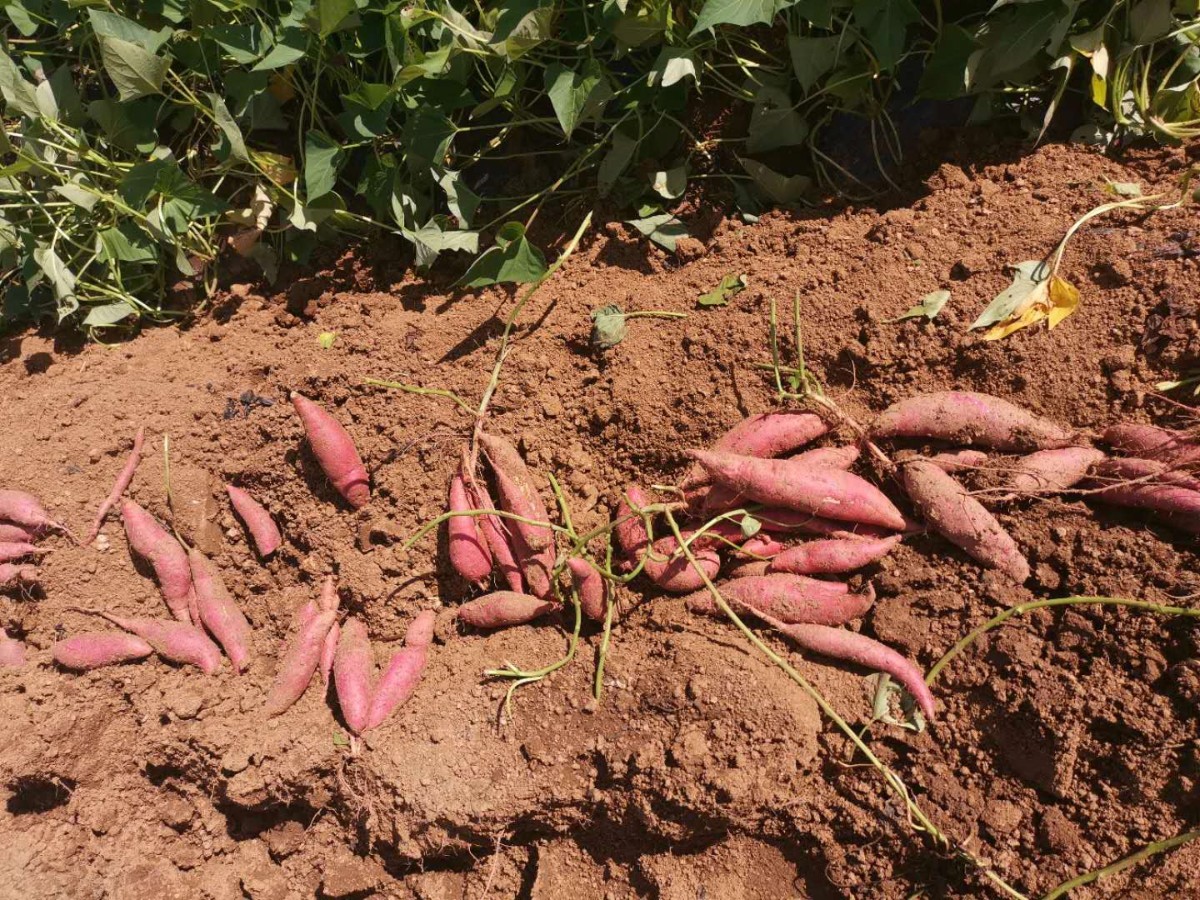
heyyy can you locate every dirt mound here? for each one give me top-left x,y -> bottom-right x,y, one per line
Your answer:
2,138 -> 1199,898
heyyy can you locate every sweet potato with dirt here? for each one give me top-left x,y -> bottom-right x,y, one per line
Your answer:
689,449 -> 907,530
702,444 -> 861,513
0,563 -> 37,589
121,501 -> 194,623
478,433 -> 555,596
84,427 -> 144,545
871,391 -> 1075,452
448,462 -> 493,585
333,618 -> 373,734
291,392 -> 371,508
753,508 -> 897,540
364,610 -> 436,731
925,449 -> 988,474
567,558 -> 608,621
320,621 -> 339,690
1091,456 -> 1200,491
0,489 -> 70,535
900,459 -> 1029,582
769,535 -> 901,575
1,632 -> 26,668
226,485 -> 282,557
0,542 -> 46,563
458,591 -> 555,630
614,487 -> 652,562
1004,446 -> 1105,495
713,411 -> 830,458
686,573 -> 871,626
740,535 -> 785,558
52,632 -> 153,670
644,536 -> 721,593
265,577 -> 338,717
766,619 -> 936,719
1083,478 -> 1200,533
1103,423 -> 1200,466
188,548 -> 254,672
71,609 -> 223,674
466,473 -> 524,592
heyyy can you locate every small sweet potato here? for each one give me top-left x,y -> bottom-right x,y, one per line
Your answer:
900,460 -> 1029,582
1103,423 -> 1200,465
871,391 -> 1075,452
121,500 -> 194,623
740,534 -> 785,558
1004,446 -> 1105,495
334,618 -> 373,734
644,536 -> 721,593
769,535 -> 901,575
0,563 -> 38,589
0,524 -> 33,543
0,489 -> 69,535
291,392 -> 371,508
699,442 -> 857,514
567,558 -> 608,621
689,449 -> 907,530
0,542 -> 45,563
725,559 -> 771,579
1090,456 -> 1200,492
74,610 -> 223,674
467,474 -> 524,592
1,632 -> 26,668
52,632 -> 153,670
458,591 -> 555,630
478,433 -> 555,596
448,460 -> 493,585
613,487 -> 652,562
363,610 -> 436,731
188,548 -> 254,672
85,427 -> 144,545
686,573 -> 871,625
925,449 -> 988,474
714,411 -> 830,458
226,485 -> 283,557
264,577 -> 338,717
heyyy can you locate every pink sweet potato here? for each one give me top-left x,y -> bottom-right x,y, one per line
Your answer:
689,449 -> 907,530
363,610 -> 436,731
753,508 -> 896,540
72,609 -> 223,674
466,472 -> 523,592
726,559 -> 771,579
265,578 -> 338,716
1083,479 -> 1200,533
226,485 -> 282,557
0,524 -> 33,543
333,618 -> 373,734
0,489 -> 69,535
458,591 -> 555,630
320,621 -> 339,690
478,433 -> 555,596
291,392 -> 370,508
871,391 -> 1075,452
925,449 -> 988,474
1,632 -> 26,668
769,535 -> 901,575
1090,457 -> 1200,492
52,632 -> 153,670
567,558 -> 607,622
1004,446 -> 1105,495
0,542 -> 45,563
188,548 -> 254,672
614,487 -> 652,562
1103,423 -> 1200,465
900,459 -> 1029,582
713,411 -> 830,458
686,573 -> 870,626
0,563 -> 37,589
84,427 -> 144,545
768,620 -> 936,719
644,536 -> 720,593
121,500 -> 194,623
740,534 -> 784,558
697,435 -> 851,513
448,463 -> 493,585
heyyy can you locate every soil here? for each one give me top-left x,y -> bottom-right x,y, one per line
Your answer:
2,136 -> 1200,900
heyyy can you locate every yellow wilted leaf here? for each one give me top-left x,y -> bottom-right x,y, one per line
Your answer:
982,273 -> 1080,340
251,151 -> 298,186
1046,275 -> 1080,328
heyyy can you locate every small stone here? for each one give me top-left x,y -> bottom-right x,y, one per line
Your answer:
169,688 -> 204,720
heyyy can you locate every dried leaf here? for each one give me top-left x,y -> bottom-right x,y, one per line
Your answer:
890,289 -> 950,322
1105,180 -> 1142,198
590,304 -> 627,350
698,273 -> 747,307
317,331 -> 337,349
982,274 -> 1079,340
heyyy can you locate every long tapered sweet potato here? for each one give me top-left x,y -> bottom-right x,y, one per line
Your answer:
871,391 -> 1075,452
188,548 -> 254,672
364,610 -> 436,731
689,449 -> 907,530
1090,456 -> 1200,492
686,573 -> 871,625
1083,478 -> 1200,533
448,461 -> 493,585
478,433 -> 555,596
0,563 -> 38,589
320,621 -> 339,690
753,508 -> 897,540
1,632 -> 27,668
291,392 -> 370,508
334,618 -> 373,734
767,619 -> 936,719
466,472 -> 523,592
1103,423 -> 1200,466
0,542 -> 45,563
52,632 -> 153,670
900,459 -> 1029,582
769,535 -> 901,575
71,609 -> 223,673
265,577 -> 338,717
226,485 -> 283,557
1004,446 -> 1105,495
702,444 -> 861,514
0,489 -> 70,536
713,411 -> 830,458
458,591 -> 555,629
0,524 -> 33,543
567,557 -> 607,621
122,500 -> 194,623
85,427 -> 144,545
925,449 -> 989,474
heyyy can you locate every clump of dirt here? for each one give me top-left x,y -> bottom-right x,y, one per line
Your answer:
2,137 -> 1199,899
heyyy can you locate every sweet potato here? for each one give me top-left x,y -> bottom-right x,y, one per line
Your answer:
1004,446 -> 1105,495
769,535 -> 901,575
686,573 -> 871,625
1083,479 -> 1200,533
871,391 -> 1075,452
0,542 -> 45,563
1102,423 -> 1200,465
644,536 -> 721,593
768,620 -> 936,719
753,508 -> 896,540
0,524 -> 33,543
613,487 -> 652,562
265,577 -> 338,717
0,489 -> 69,535
52,632 -> 153,670
698,438 -> 854,513
567,558 -> 607,621
291,392 -> 371,508
0,563 -> 37,589
900,460 -> 1029,582
458,591 -> 555,629
84,427 -> 144,545
689,449 -> 907,530
188,548 -> 254,672
226,485 -> 282,557
72,609 -> 223,674
925,449 -> 988,474
714,411 -> 830,458
448,464 -> 493,586
478,433 -> 555,596
466,473 -> 524,592
740,534 -> 785,558
0,633 -> 26,668
333,618 -> 373,734
364,610 -> 436,731
320,621 -> 339,690
121,500 -> 194,623
1091,457 -> 1200,492
726,559 -> 771,579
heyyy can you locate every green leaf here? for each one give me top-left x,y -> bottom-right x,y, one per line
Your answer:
402,108 -> 455,171
4,0 -> 38,37
32,245 -> 77,319
97,224 -> 158,264
969,2 -> 1065,88
626,212 -> 688,252
650,166 -> 687,200
0,48 -> 39,117
491,0 -> 554,59
210,24 -> 267,64
119,158 -> 171,209
438,170 -> 481,227
590,304 -> 627,349
209,93 -> 248,161
918,25 -> 977,100
739,157 -> 811,204
304,130 -> 343,200
739,513 -> 761,537
853,0 -> 920,70
747,83 -> 808,153
83,301 -> 137,328
88,98 -> 158,153
544,59 -> 609,138
96,35 -> 169,100
52,179 -> 99,211
308,0 -> 358,37
970,260 -> 1047,330
406,219 -> 480,269
889,289 -> 950,323
691,0 -> 786,35
598,131 -> 636,197
253,29 -> 309,70
88,9 -> 172,54
459,221 -> 548,287
648,47 -> 697,87
697,273 -> 747,307
787,35 -> 839,92
1130,0 -> 1173,44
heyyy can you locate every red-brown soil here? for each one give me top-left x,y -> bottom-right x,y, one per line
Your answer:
2,139 -> 1199,899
